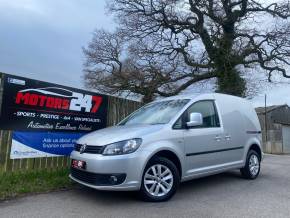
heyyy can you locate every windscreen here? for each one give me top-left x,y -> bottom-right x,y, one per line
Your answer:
119,99 -> 190,125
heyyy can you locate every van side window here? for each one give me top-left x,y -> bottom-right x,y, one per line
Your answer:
173,117 -> 183,129
186,101 -> 220,128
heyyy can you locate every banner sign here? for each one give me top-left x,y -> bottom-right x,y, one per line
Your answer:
0,74 -> 108,132
11,131 -> 84,159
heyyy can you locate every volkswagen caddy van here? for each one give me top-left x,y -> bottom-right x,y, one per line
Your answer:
70,93 -> 263,201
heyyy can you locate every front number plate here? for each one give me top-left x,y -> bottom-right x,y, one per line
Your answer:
71,159 -> 86,170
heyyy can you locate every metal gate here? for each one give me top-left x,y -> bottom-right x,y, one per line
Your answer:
282,125 -> 290,154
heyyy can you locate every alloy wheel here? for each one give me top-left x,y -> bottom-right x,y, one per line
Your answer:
144,164 -> 173,197
249,154 -> 260,176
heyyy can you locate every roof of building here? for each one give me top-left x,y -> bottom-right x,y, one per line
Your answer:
255,104 -> 288,114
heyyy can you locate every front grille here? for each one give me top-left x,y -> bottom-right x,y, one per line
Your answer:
71,167 -> 126,186
74,143 -> 103,154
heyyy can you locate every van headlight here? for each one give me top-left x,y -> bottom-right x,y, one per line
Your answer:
102,138 -> 142,155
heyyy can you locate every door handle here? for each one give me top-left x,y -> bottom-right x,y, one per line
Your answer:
225,135 -> 231,140
214,136 -> 222,141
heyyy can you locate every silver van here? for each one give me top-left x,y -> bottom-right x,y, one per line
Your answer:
70,93 -> 263,201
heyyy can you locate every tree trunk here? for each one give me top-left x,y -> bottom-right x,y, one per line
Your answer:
213,25 -> 247,97
216,68 -> 246,97
142,94 -> 154,103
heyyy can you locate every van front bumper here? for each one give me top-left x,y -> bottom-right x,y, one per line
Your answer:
69,150 -> 149,191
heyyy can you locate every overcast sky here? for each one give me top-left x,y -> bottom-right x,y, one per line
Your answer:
0,0 -> 113,87
0,0 -> 290,107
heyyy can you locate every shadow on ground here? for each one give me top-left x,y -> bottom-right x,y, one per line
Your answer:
71,170 -> 244,203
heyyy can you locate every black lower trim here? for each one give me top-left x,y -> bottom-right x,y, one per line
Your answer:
246,131 -> 262,134
186,146 -> 244,156
71,168 -> 126,186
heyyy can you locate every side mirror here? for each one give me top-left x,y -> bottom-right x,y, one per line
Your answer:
186,112 -> 203,127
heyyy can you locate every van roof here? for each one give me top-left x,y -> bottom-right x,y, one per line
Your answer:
155,93 -> 240,102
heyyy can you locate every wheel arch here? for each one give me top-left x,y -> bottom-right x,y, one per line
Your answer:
145,149 -> 183,178
244,136 -> 263,161
248,144 -> 262,160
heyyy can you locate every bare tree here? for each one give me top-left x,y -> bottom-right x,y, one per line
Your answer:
83,29 -> 211,102
101,0 -> 290,97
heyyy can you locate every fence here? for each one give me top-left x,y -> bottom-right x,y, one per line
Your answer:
0,93 -> 142,173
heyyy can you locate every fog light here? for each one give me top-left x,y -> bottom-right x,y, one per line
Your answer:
109,175 -> 118,184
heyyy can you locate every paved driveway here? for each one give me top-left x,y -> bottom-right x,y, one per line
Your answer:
1,154 -> 290,218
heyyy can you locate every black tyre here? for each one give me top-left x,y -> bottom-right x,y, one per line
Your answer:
139,156 -> 180,202
240,150 -> 261,179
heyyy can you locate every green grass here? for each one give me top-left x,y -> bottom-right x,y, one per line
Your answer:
0,168 -> 74,201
